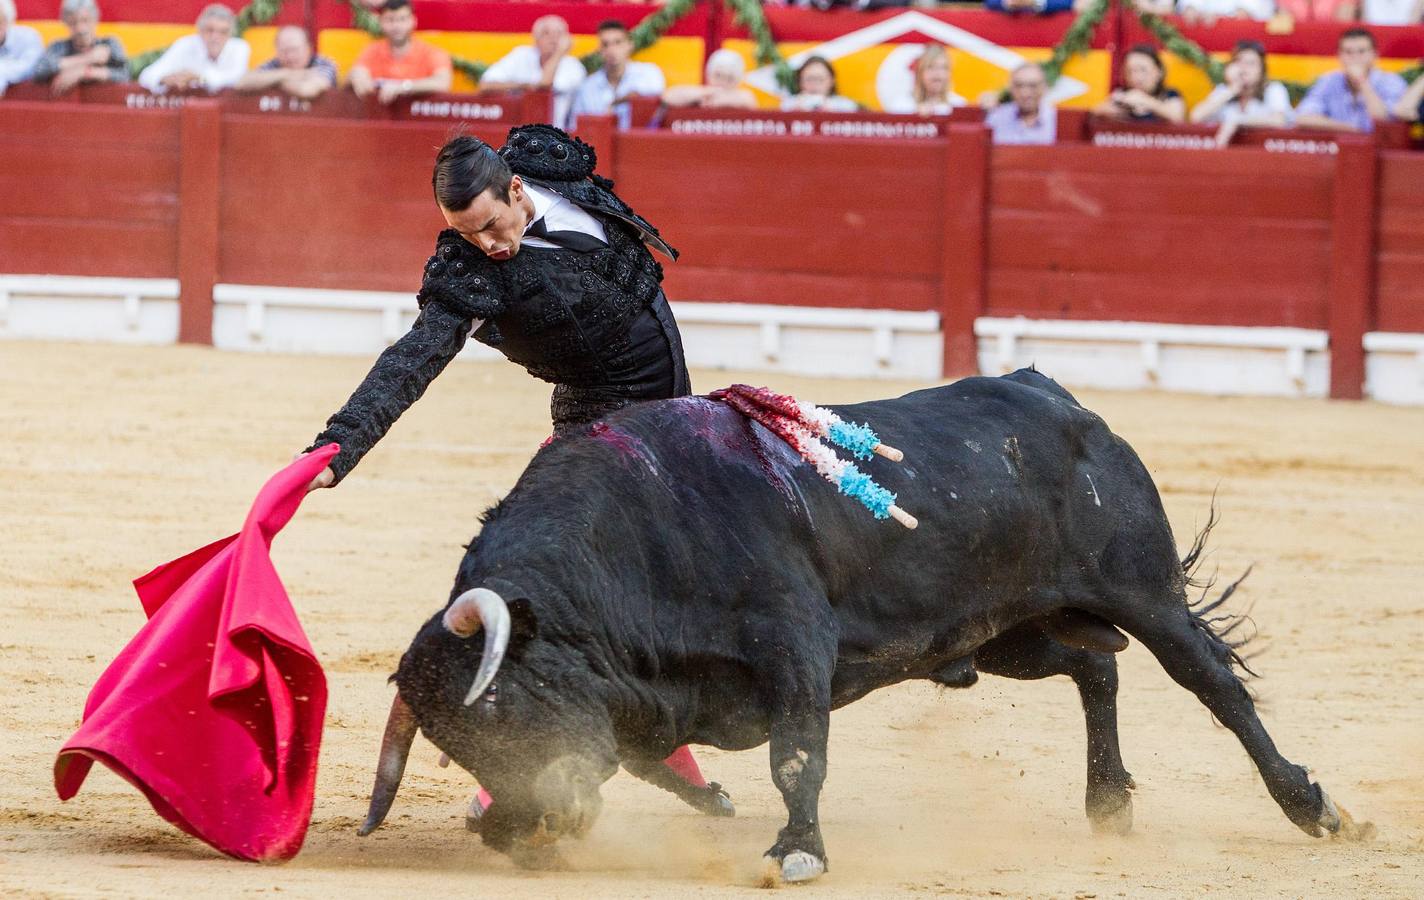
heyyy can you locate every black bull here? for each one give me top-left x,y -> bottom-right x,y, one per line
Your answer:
361,369 -> 1368,881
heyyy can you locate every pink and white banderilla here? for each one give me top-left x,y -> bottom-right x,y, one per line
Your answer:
710,384 -> 917,530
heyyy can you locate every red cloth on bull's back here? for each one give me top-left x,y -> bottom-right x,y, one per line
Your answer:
54,446 -> 336,861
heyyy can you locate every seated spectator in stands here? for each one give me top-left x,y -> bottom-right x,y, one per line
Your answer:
883,45 -> 964,116
1190,41 -> 1290,129
1391,67 -> 1424,122
1092,45 -> 1185,124
137,4 -> 249,94
1295,28 -> 1406,133
986,0 -> 1074,14
781,56 -> 858,112
0,0 -> 44,94
236,26 -> 335,99
481,15 -> 586,127
661,48 -> 758,110
32,0 -> 128,93
981,62 -> 1056,145
1361,0 -> 1423,26
1177,0 -> 1276,23
569,20 -> 664,129
350,0 -> 451,106
1273,0 -> 1358,20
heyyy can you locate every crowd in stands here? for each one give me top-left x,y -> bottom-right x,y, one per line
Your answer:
1,0 -> 1421,144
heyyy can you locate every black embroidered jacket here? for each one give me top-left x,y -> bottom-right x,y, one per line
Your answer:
307,125 -> 688,483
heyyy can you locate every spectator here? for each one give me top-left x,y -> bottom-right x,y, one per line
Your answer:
481,15 -> 585,127
1360,0 -> 1423,24
1177,0 -> 1276,24
1273,0 -> 1358,20
1190,41 -> 1290,128
1092,45 -> 1186,123
981,62 -> 1056,145
569,20 -> 664,129
350,0 -> 451,106
32,0 -> 128,93
781,56 -> 858,112
661,48 -> 757,110
883,45 -> 964,116
137,4 -> 249,94
0,0 -> 44,94
1294,28 -> 1405,133
986,0 -> 1074,14
236,25 -> 335,99
1391,70 -> 1424,122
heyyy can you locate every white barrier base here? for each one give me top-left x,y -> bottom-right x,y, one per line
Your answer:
0,275 -> 180,344
6,276 -> 1424,404
975,317 -> 1331,399
1364,332 -> 1424,405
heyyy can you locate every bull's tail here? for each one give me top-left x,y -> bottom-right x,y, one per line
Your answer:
1181,500 -> 1260,681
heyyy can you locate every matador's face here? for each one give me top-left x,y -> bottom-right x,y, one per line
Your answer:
440,176 -> 537,262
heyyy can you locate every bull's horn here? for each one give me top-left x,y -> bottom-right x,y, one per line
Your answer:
358,691 -> 418,836
443,587 -> 511,706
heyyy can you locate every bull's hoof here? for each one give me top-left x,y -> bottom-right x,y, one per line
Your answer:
1087,792 -> 1134,836
465,793 -> 486,834
1310,789 -> 1376,842
702,782 -> 736,818
510,842 -> 569,871
760,851 -> 826,886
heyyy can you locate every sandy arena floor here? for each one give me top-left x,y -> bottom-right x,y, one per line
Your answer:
1,340 -> 1420,898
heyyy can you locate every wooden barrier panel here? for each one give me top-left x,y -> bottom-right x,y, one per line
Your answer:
1375,151 -> 1424,335
215,116 -> 502,291
0,102 -> 180,279
611,132 -> 947,314
986,144 -> 1336,328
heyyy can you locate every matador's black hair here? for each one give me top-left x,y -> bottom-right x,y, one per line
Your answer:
432,133 -> 513,211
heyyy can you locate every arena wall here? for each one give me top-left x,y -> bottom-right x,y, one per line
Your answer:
3,73 -> 1423,403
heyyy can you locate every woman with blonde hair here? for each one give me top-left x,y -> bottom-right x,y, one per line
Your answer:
884,44 -> 964,116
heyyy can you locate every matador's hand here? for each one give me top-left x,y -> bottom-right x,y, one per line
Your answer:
306,467 -> 336,493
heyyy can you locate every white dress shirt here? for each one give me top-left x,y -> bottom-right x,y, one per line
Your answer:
1176,0 -> 1276,18
520,182 -> 607,250
569,61 -> 666,129
0,24 -> 44,88
138,33 -> 251,93
481,45 -> 586,127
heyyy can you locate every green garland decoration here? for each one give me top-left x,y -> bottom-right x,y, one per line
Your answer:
724,0 -> 795,92
580,0 -> 699,74
130,0 -> 284,78
1134,11 -> 1224,84
1042,0 -> 1110,87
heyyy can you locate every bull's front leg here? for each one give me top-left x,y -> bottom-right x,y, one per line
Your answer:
759,644 -> 834,885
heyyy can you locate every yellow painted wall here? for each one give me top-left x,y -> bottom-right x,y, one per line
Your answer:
1164,51 -> 1417,106
723,39 -> 1113,111
317,30 -> 704,92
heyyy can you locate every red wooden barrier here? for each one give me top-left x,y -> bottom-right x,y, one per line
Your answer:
0,101 -> 180,279
1375,152 -> 1424,335
178,100 -> 222,343
3,97 -> 1421,399
611,132 -> 947,314
985,144 -> 1335,328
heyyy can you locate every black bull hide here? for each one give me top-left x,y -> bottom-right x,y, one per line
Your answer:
366,369 -> 1368,880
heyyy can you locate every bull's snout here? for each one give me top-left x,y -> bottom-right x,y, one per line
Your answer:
522,755 -> 604,843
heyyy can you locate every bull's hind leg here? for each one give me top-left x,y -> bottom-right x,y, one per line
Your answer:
755,626 -> 836,885
1119,604 -> 1364,839
974,625 -> 1135,834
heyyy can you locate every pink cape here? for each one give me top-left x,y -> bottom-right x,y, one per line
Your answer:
54,446 -> 336,862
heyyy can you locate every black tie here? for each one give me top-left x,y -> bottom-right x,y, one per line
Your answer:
525,217 -> 608,253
